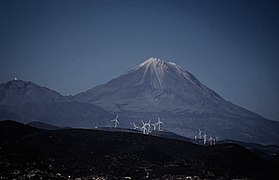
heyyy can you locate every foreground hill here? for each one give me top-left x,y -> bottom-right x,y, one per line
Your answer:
0,120 -> 278,179
74,57 -> 279,145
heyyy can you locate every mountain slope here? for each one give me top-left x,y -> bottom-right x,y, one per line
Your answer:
74,57 -> 279,145
75,58 -> 257,117
0,80 -> 114,128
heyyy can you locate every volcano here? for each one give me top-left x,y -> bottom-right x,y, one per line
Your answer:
75,57 -> 279,145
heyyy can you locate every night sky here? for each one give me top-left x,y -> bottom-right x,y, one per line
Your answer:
0,0 -> 278,121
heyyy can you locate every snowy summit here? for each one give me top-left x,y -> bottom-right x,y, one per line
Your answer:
139,57 -> 178,69
139,57 -> 166,66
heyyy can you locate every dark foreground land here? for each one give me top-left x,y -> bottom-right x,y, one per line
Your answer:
0,120 -> 279,179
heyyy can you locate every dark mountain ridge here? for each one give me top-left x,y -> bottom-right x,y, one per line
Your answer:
1,120 -> 278,179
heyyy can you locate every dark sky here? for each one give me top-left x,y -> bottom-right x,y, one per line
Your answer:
0,0 -> 279,121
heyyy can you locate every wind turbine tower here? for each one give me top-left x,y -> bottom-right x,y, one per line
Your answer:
203,134 -> 207,144
209,134 -> 213,145
147,119 -> 152,133
155,117 -> 163,131
198,129 -> 203,139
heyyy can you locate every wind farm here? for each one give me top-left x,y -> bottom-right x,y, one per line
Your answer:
108,114 -> 221,147
112,116 -> 165,135
108,115 -> 223,147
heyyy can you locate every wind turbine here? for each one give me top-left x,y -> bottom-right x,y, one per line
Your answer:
194,135 -> 197,141
147,119 -> 152,133
198,129 -> 203,139
209,134 -> 213,145
203,134 -> 207,144
215,136 -> 219,142
111,115 -> 119,128
141,121 -> 148,134
151,123 -> 157,130
155,117 -> 163,131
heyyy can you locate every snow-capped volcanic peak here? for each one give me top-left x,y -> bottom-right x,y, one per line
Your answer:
75,57 -> 225,111
134,57 -> 202,91
138,57 -> 184,74
135,57 -> 170,89
139,57 -> 164,66
139,57 -> 178,69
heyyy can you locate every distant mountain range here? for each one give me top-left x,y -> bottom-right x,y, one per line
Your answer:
1,57 -> 279,145
0,80 -> 114,128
